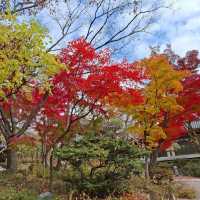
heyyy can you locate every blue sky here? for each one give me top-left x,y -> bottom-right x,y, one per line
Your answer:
131,0 -> 200,59
35,0 -> 200,61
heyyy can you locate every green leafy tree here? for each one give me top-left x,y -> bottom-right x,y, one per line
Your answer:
54,134 -> 147,198
0,16 -> 61,171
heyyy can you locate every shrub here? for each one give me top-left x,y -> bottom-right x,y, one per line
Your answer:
0,188 -> 37,200
129,167 -> 177,200
181,160 -> 200,177
176,185 -> 196,199
120,192 -> 148,200
167,159 -> 200,177
32,163 -> 49,178
149,164 -> 174,184
54,135 -> 147,198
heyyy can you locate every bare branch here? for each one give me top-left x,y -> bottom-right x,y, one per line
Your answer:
46,0 -> 163,53
89,0 -> 111,44
47,1 -> 86,52
11,0 -> 48,14
95,6 -> 160,50
85,0 -> 104,40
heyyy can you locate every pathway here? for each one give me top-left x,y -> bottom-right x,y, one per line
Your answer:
175,176 -> 200,200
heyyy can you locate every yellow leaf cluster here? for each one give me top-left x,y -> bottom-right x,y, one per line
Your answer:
127,55 -> 189,149
0,17 -> 63,99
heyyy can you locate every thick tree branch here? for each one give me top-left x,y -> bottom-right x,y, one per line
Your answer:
0,107 -> 12,136
16,91 -> 49,136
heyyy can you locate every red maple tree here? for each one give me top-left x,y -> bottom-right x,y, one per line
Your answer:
31,38 -> 145,153
161,49 -> 200,149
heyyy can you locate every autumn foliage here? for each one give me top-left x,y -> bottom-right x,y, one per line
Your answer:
1,2 -> 200,199
2,38 -> 199,154
0,26 -> 199,177
30,38 -> 145,149
161,49 -> 200,149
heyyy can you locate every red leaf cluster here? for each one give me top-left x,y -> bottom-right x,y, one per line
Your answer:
31,38 -> 144,147
161,49 -> 200,150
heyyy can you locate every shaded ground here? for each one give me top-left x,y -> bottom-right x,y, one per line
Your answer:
175,176 -> 200,200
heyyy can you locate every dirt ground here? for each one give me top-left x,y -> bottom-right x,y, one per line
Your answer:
175,176 -> 200,200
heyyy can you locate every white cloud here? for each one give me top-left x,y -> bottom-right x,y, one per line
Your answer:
34,0 -> 200,60
128,0 -> 200,60
171,34 -> 200,56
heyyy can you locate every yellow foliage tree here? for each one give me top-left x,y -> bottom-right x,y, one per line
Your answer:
121,55 -> 189,178
0,15 -> 62,171
0,15 -> 61,100
128,55 -> 188,149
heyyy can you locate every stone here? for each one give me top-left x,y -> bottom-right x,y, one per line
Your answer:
38,192 -> 53,200
173,165 -> 179,176
0,166 -> 6,171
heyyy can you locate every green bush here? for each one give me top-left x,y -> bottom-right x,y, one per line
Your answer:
182,160 -> 200,177
54,135 -> 147,198
150,164 -> 174,184
0,188 -> 37,200
32,163 -> 49,178
167,159 -> 200,177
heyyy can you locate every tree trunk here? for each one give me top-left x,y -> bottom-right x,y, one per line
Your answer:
144,156 -> 150,179
42,152 -> 49,168
55,143 -> 63,170
149,148 -> 159,179
49,152 -> 54,192
55,158 -> 62,170
150,148 -> 159,167
6,148 -> 17,172
44,153 -> 48,168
